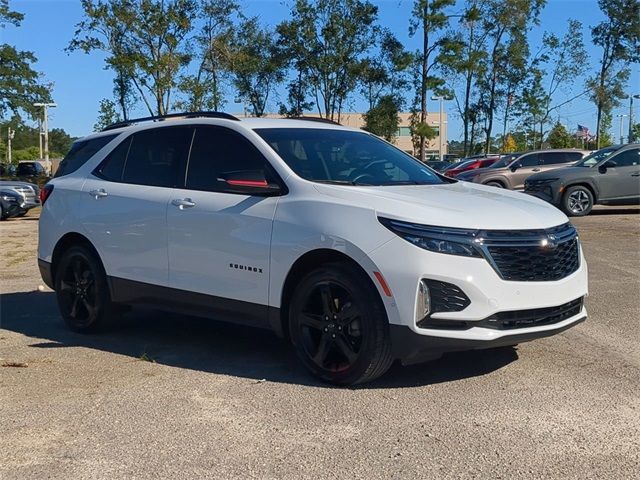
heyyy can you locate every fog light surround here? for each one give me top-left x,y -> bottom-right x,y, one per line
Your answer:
416,279 -> 431,324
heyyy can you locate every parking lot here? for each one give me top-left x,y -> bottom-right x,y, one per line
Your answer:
1,207 -> 639,479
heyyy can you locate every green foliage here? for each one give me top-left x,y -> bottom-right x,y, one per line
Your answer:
94,99 -> 122,131
277,0 -> 380,121
362,95 -> 401,142
225,18 -> 285,117
0,1 -> 52,119
70,0 -> 199,116
546,122 -> 575,148
1,118 -> 75,159
588,0 -> 640,147
631,123 -> 640,143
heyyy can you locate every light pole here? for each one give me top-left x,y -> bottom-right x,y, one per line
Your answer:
629,94 -> 640,143
616,114 -> 628,144
33,102 -> 57,161
7,127 -> 15,164
431,95 -> 452,161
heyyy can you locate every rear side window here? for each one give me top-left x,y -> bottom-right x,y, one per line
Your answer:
55,134 -> 117,178
540,152 -> 568,165
519,154 -> 540,167
186,126 -> 273,192
95,136 -> 132,181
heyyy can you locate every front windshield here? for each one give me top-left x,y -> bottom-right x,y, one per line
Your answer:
255,128 -> 446,186
574,146 -> 619,167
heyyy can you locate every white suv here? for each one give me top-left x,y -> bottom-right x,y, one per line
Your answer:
38,113 -> 588,385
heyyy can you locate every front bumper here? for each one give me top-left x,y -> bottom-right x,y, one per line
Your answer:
368,235 -> 588,363
38,259 -> 54,289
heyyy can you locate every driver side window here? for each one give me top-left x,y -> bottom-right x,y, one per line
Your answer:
519,154 -> 540,167
612,149 -> 640,167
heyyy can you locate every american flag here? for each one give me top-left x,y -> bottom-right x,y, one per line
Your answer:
577,125 -> 590,138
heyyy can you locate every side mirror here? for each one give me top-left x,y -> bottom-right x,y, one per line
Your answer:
218,170 -> 282,196
598,159 -> 617,174
510,162 -> 521,172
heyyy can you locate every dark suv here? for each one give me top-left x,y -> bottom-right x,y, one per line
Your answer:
525,144 -> 640,216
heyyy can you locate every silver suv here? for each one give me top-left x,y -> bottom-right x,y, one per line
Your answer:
465,149 -> 590,190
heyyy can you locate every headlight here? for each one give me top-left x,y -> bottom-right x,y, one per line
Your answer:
2,195 -> 16,201
379,217 -> 482,258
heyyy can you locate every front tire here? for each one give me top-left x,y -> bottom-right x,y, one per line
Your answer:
562,185 -> 594,216
485,181 -> 504,188
288,262 -> 393,385
54,245 -> 114,333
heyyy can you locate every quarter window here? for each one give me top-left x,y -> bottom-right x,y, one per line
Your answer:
55,134 -> 118,178
186,126 -> 273,192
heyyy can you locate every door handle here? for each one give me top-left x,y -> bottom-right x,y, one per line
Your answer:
171,198 -> 196,209
532,168 -> 541,172
631,173 -> 640,177
89,188 -> 108,199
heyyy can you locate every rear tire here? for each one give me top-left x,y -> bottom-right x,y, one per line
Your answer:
54,245 -> 115,333
288,262 -> 393,385
562,185 -> 594,217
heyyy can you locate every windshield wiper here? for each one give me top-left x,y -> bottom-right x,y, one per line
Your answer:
315,179 -> 375,186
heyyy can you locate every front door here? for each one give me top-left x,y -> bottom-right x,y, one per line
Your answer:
167,126 -> 280,320
597,148 -> 640,201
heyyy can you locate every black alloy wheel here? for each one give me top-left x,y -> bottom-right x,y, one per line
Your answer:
289,262 -> 393,385
55,245 -> 113,332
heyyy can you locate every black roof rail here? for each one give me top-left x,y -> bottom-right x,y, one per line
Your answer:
102,111 -> 240,131
288,116 -> 341,126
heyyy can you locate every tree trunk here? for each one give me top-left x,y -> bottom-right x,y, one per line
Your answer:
420,1 -> 430,163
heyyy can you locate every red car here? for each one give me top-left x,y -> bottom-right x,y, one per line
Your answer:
444,157 -> 500,178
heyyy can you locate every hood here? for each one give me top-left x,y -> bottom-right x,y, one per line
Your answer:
314,181 -> 568,230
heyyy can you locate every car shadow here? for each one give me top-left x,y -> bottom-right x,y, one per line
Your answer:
590,207 -> 640,215
0,290 -> 518,389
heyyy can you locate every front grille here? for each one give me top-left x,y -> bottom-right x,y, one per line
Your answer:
524,180 -> 547,192
481,223 -> 580,281
477,297 -> 584,330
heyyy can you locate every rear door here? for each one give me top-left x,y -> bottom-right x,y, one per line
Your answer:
597,148 -> 640,201
80,126 -> 192,287
166,125 -> 280,319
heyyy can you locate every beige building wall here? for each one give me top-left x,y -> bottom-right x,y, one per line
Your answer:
258,112 -> 448,158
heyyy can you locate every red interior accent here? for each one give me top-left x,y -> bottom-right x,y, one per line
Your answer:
373,271 -> 393,297
226,179 -> 269,187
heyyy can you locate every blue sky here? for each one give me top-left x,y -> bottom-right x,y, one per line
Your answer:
3,0 -> 639,140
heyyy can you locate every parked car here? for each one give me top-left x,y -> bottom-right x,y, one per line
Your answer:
0,180 -> 40,217
425,160 -> 451,172
38,112 -> 588,385
0,162 -> 16,178
443,156 -> 500,177
456,153 -> 523,182
16,161 -> 48,185
466,149 -> 589,190
0,188 -> 25,220
525,144 -> 640,216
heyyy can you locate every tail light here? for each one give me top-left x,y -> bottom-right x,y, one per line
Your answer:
40,184 -> 54,205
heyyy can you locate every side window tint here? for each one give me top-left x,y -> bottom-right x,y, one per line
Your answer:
122,127 -> 192,187
613,149 -> 640,167
541,152 -> 567,165
519,154 -> 539,167
186,126 -> 271,192
95,137 -> 131,182
566,152 -> 584,163
55,134 -> 118,178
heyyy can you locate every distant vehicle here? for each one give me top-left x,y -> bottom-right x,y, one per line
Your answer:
456,153 -> 524,182
0,163 -> 16,178
525,144 -> 640,216
0,188 -> 25,220
425,160 -> 451,172
465,149 -> 589,190
443,156 -> 500,178
0,180 -> 41,216
16,161 -> 47,183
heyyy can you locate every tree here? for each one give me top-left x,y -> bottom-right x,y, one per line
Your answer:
277,0 -> 379,121
546,122 -> 575,148
477,0 -> 545,154
503,133 -> 517,152
0,0 -> 52,118
177,0 -> 240,112
362,95 -> 401,142
631,123 -> 640,143
588,0 -> 640,147
225,18 -> 285,117
70,0 -> 199,116
94,99 -> 122,131
438,2 -> 487,156
409,0 -> 455,162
